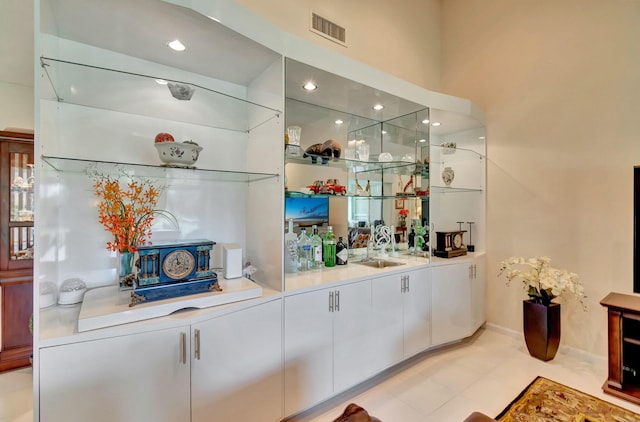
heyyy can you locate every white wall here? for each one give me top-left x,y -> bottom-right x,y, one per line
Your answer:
235,0 -> 442,92
441,0 -> 640,356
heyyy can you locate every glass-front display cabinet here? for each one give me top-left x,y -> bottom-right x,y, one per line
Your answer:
283,59 -> 431,279
429,108 -> 486,256
0,130 -> 34,371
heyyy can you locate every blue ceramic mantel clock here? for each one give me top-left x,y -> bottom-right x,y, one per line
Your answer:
130,239 -> 221,306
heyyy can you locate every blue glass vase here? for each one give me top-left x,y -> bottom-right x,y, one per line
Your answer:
118,251 -> 136,291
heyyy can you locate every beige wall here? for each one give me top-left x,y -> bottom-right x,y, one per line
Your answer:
0,82 -> 34,131
441,0 -> 640,356
235,0 -> 442,91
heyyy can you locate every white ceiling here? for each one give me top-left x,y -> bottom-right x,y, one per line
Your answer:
40,0 -> 280,86
0,0 -> 35,87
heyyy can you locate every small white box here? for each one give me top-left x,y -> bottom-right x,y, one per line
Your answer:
223,243 -> 243,279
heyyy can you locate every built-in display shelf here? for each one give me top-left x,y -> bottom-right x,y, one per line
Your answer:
40,57 -> 282,133
42,156 -> 279,183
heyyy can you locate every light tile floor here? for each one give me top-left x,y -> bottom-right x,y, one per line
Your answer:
287,326 -> 640,421
2,326 -> 640,421
0,366 -> 32,422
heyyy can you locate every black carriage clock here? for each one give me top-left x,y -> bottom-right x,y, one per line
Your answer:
434,230 -> 468,258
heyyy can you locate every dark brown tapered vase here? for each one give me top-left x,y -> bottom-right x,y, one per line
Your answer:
523,300 -> 560,361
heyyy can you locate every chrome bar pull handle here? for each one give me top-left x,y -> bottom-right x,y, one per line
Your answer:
329,291 -> 334,312
335,290 -> 340,312
406,275 -> 410,292
194,329 -> 201,360
180,332 -> 187,365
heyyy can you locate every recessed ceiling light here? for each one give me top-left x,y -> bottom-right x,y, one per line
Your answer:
302,81 -> 317,91
372,104 -> 384,111
381,130 -> 387,135
422,119 -> 430,124
167,39 -> 186,52
335,119 -> 343,125
419,139 -> 427,143
431,122 -> 441,127
156,79 -> 168,85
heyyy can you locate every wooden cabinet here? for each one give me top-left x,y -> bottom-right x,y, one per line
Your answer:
40,326 -> 192,422
191,299 -> 282,422
601,292 -> 640,405
0,130 -> 34,372
370,268 -> 431,372
283,280 -> 372,416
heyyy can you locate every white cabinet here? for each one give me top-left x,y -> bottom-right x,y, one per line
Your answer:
40,326 -> 191,422
470,255 -> 486,334
40,299 -> 282,422
431,262 -> 471,345
370,268 -> 431,371
283,280 -> 372,416
191,299 -> 282,422
403,268 -> 432,357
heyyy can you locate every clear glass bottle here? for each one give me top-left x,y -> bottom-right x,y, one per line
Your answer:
336,236 -> 348,265
310,225 -> 323,269
284,218 -> 298,273
298,228 -> 311,271
323,226 -> 336,267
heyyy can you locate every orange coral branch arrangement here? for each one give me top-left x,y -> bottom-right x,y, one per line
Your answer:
91,171 -> 166,253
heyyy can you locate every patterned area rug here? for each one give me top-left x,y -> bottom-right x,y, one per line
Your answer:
496,376 -> 640,421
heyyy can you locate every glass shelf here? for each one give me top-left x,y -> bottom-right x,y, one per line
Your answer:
42,156 -> 279,183
285,155 -> 421,176
285,190 -> 428,200
430,186 -> 483,194
40,57 -> 282,133
430,144 -> 485,162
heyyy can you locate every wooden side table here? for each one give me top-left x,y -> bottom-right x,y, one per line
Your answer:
600,292 -> 640,405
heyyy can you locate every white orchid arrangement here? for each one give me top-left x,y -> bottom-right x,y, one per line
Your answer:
498,256 -> 586,309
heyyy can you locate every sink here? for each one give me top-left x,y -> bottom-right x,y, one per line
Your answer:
358,259 -> 405,269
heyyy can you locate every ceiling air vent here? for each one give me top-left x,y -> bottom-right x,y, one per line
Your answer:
310,12 -> 346,46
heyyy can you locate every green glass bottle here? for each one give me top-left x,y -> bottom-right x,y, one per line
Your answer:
323,226 -> 336,267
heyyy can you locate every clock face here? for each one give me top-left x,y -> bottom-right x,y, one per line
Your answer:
162,250 -> 195,280
453,233 -> 463,249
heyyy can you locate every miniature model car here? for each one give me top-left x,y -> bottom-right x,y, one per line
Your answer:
307,180 -> 325,194
321,179 -> 346,195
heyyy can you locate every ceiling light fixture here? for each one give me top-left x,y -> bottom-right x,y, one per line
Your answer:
167,39 -> 186,52
479,136 -> 486,140
431,122 -> 441,127
372,104 -> 384,111
419,139 -> 427,143
422,119 -> 429,124
302,81 -> 317,91
335,119 -> 343,125
156,79 -> 168,85
381,130 -> 387,135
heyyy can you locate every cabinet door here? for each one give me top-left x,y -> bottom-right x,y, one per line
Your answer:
470,255 -> 486,334
333,280 -> 373,393
284,289 -> 333,415
40,326 -> 191,422
431,262 -> 471,345
403,268 -> 432,357
370,273 -> 404,371
191,299 -> 282,422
